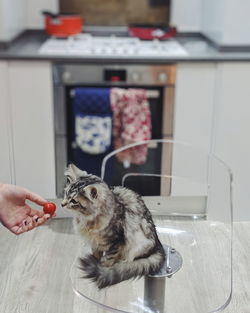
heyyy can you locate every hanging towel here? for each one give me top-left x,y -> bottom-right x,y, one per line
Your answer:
70,87 -> 113,179
72,88 -> 112,154
110,88 -> 152,165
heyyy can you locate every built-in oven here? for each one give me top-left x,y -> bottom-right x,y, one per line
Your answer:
53,64 -> 176,197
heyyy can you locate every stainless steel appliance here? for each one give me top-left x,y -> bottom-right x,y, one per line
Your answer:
53,63 -> 176,197
39,34 -> 187,57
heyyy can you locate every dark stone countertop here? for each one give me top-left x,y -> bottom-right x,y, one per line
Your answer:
1,30 -> 250,63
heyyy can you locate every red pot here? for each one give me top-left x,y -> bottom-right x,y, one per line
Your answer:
128,24 -> 177,40
42,11 -> 83,37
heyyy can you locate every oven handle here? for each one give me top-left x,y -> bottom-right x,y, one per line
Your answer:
69,89 -> 160,99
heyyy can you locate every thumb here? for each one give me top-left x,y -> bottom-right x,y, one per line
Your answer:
23,188 -> 47,206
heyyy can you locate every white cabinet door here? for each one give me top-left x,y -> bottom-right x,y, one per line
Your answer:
212,63 -> 250,221
0,61 -> 13,184
8,61 -> 56,198
174,63 -> 216,148
172,63 -> 216,197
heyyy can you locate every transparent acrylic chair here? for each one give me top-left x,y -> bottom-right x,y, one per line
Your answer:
70,139 -> 233,313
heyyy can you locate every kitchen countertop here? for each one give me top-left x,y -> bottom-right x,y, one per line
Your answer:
2,30 -> 250,63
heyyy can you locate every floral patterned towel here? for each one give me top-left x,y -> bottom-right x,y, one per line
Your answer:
110,88 -> 152,165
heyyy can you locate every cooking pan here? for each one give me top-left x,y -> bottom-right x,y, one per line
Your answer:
42,11 -> 83,37
128,24 -> 177,40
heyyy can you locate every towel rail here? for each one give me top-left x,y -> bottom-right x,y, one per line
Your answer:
70,89 -> 160,99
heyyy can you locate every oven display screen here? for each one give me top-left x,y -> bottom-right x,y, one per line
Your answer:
104,69 -> 127,82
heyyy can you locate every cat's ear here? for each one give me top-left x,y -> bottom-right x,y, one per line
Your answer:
83,185 -> 98,200
65,163 -> 87,182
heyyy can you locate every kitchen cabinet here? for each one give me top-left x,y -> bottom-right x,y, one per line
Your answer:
173,62 -> 250,221
172,63 -> 216,197
211,63 -> 250,221
174,62 -> 216,150
8,61 -> 56,198
0,61 -> 13,184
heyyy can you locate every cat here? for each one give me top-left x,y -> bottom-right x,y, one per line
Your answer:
61,163 -> 165,289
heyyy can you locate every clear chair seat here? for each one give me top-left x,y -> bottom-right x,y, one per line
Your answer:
71,140 -> 233,313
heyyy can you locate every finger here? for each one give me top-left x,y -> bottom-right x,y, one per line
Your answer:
10,225 -> 25,235
21,221 -> 29,232
29,207 -> 44,218
11,214 -> 49,235
35,214 -> 50,226
32,215 -> 39,224
23,215 -> 48,232
23,188 -> 47,206
23,216 -> 32,227
26,221 -> 37,232
32,214 -> 48,225
15,215 -> 49,234
12,223 -> 28,234
25,204 -> 44,218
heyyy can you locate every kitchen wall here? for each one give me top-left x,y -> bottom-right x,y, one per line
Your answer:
0,0 -> 26,41
60,0 -> 169,26
0,0 -> 58,41
201,0 -> 250,46
25,0 -> 58,29
200,0 -> 224,44
170,0 -> 202,32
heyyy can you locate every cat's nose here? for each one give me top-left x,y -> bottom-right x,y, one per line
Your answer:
61,199 -> 67,207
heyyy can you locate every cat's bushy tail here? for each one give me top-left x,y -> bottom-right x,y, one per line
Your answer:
79,250 -> 165,289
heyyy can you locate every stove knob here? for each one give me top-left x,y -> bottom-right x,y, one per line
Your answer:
132,72 -> 140,82
62,71 -> 71,83
158,72 -> 167,83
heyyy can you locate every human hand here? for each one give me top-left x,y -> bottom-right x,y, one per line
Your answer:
0,184 -> 53,235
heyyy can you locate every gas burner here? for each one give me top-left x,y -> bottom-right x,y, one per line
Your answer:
39,33 -> 188,58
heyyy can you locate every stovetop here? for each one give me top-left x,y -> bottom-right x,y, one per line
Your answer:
39,33 -> 188,58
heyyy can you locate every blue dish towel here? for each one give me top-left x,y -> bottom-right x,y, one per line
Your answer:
70,87 -> 113,179
72,88 -> 112,154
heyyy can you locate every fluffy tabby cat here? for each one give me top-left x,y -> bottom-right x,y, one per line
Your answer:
61,164 -> 165,289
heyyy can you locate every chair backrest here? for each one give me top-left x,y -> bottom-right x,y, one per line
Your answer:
100,139 -> 232,221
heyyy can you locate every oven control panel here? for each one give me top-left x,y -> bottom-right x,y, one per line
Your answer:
104,69 -> 127,82
55,64 -> 176,86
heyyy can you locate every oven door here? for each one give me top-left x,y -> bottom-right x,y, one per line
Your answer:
67,86 -> 163,196
53,64 -> 175,197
